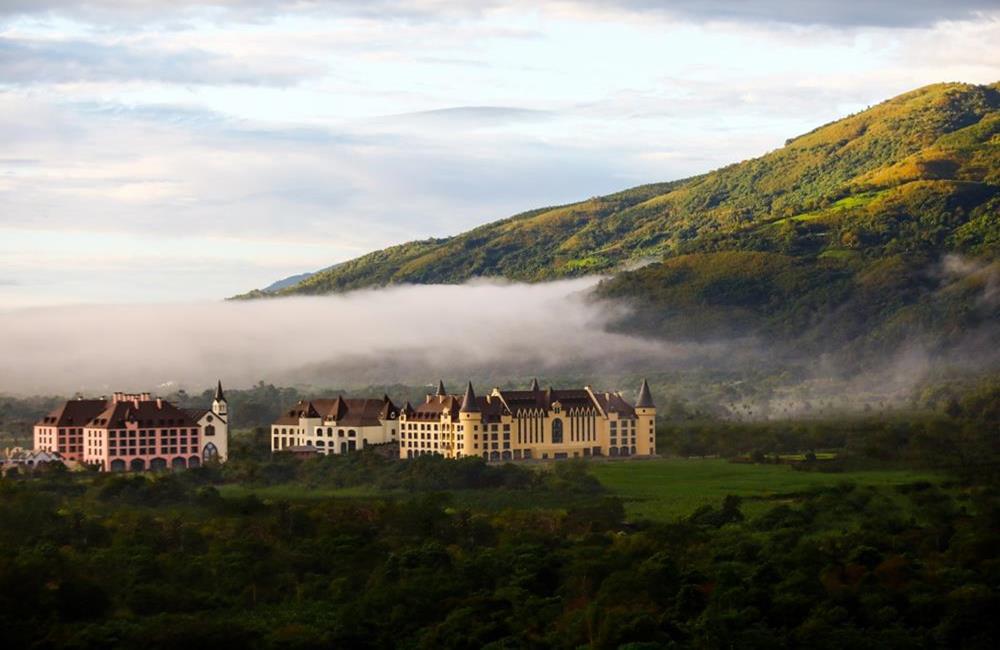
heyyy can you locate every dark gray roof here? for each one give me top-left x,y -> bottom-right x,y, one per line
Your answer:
636,379 -> 655,408
460,381 -> 479,413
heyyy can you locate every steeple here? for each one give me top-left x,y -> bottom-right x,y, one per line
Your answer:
214,380 -> 226,402
530,377 -> 540,392
436,379 -> 447,396
636,379 -> 654,408
460,381 -> 479,413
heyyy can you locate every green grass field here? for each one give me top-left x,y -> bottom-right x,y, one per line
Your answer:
217,458 -> 945,523
589,458 -> 945,521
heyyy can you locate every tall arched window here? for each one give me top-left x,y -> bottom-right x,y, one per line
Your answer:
204,424 -> 216,437
551,418 -> 564,444
203,442 -> 218,462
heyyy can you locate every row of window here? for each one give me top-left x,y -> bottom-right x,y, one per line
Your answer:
109,446 -> 195,457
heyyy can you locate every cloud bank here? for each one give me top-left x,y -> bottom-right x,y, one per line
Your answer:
0,0 -> 994,28
0,278 -> 732,395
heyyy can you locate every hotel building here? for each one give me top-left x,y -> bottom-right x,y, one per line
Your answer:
34,382 -> 230,471
271,395 -> 400,454
399,379 -> 656,461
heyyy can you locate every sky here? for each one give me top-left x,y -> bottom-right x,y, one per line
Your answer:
1,0 -> 999,307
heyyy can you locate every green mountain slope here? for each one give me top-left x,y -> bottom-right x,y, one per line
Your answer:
238,82 -> 998,300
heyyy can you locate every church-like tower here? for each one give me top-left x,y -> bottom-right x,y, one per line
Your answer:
204,380 -> 230,462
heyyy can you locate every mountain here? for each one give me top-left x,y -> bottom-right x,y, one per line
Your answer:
262,271 -> 317,293
235,82 -> 999,361
238,82 -> 998,298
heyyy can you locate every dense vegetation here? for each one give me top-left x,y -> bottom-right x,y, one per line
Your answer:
234,82 -> 1000,361
3,456 -> 999,648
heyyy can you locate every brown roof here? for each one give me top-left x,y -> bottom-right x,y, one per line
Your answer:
274,396 -> 399,427
38,399 -> 108,427
185,408 -> 211,422
89,398 -> 198,429
405,384 -> 637,423
39,396 -> 199,429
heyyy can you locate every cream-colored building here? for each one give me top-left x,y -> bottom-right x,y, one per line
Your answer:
271,395 -> 399,455
399,379 -> 656,461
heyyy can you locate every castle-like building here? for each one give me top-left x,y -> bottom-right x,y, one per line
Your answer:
271,395 -> 399,454
398,379 -> 656,461
33,382 -> 229,472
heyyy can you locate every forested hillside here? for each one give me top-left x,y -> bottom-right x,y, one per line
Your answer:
238,82 -> 998,298
236,82 -> 999,360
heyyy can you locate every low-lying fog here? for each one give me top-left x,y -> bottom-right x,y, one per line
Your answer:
0,278 -> 734,395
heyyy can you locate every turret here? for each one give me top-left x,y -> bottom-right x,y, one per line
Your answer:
460,381 -> 479,413
634,379 -> 656,456
458,382 -> 482,459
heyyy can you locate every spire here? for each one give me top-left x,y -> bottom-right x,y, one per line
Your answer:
530,377 -> 540,392
636,379 -> 654,408
436,380 -> 447,396
214,380 -> 226,402
460,381 -> 479,413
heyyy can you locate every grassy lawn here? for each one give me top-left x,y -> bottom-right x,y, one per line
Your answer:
216,458 -> 945,523
590,458 -> 945,522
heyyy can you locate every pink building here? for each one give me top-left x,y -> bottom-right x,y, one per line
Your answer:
34,386 -> 228,472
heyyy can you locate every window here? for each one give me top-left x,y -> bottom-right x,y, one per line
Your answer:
204,424 -> 216,437
551,418 -> 564,444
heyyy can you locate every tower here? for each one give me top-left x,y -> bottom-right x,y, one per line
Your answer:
212,379 -> 228,419
634,378 -> 656,456
458,381 -> 483,460
204,379 -> 230,462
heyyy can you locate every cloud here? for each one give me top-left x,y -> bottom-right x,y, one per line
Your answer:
584,0 -> 999,28
374,106 -> 555,128
0,36 -> 321,86
0,0 -> 995,28
0,278 -> 733,394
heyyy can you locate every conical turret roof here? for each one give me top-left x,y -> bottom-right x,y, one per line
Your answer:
436,380 -> 447,396
214,380 -> 226,402
460,381 -> 479,413
530,377 -> 540,391
636,379 -> 654,408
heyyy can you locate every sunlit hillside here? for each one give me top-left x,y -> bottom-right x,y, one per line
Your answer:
239,81 -> 999,298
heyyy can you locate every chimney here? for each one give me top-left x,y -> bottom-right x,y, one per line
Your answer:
156,398 -> 163,409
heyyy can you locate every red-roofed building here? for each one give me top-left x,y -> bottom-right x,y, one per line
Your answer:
399,379 -> 657,461
33,383 -> 230,472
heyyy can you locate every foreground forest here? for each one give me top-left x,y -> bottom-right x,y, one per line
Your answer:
2,457 -> 998,648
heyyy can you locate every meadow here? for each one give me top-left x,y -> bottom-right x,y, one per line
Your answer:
589,458 -> 945,520
217,457 -> 945,522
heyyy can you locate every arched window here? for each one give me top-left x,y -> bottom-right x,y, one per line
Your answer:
551,418 -> 564,444
204,424 -> 216,437
203,442 -> 219,462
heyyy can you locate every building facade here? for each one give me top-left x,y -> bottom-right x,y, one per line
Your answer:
33,382 -> 230,472
271,395 -> 400,454
184,381 -> 230,462
398,379 -> 656,461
